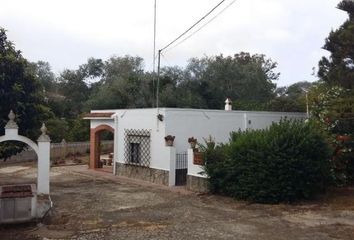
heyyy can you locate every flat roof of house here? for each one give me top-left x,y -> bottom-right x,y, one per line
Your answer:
88,108 -> 305,116
83,112 -> 115,119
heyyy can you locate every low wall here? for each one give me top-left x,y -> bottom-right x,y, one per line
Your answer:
115,162 -> 169,186
186,175 -> 208,193
51,140 -> 113,160
186,148 -> 209,192
0,140 -> 114,163
187,149 -> 207,179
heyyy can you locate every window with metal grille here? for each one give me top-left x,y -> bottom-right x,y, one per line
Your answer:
124,129 -> 151,167
130,143 -> 140,163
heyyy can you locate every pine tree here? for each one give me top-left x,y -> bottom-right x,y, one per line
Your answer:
318,0 -> 354,89
316,0 -> 354,183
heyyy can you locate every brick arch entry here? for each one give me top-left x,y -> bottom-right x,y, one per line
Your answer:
89,124 -> 114,169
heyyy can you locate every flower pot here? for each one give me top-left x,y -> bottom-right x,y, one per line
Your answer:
193,152 -> 204,165
165,135 -> 175,146
166,140 -> 174,146
188,137 -> 197,149
336,135 -> 352,142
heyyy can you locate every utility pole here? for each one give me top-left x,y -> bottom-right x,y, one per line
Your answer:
305,90 -> 309,119
154,0 -> 230,109
301,87 -> 309,119
152,0 -> 157,108
156,49 -> 161,109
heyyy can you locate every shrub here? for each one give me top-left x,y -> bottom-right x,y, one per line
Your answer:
310,84 -> 354,184
203,119 -> 332,203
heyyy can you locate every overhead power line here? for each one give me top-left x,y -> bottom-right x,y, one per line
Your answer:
160,0 -> 226,52
156,0 -> 236,109
165,0 -> 237,53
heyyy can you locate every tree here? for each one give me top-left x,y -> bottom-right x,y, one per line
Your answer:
314,0 -> 354,184
310,83 -> 354,184
30,61 -> 57,93
83,53 -> 279,110
52,59 -> 103,142
86,56 -> 151,109
318,0 -> 354,89
183,53 -> 279,109
267,81 -> 312,112
158,66 -> 185,107
0,28 -> 49,159
58,69 -> 90,117
78,57 -> 104,81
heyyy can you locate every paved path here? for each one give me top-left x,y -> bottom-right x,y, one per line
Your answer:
1,163 -> 354,240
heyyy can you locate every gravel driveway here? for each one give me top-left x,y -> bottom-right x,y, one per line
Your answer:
0,163 -> 354,240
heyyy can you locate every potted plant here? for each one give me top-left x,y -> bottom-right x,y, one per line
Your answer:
164,135 -> 175,146
336,134 -> 352,142
188,137 -> 197,148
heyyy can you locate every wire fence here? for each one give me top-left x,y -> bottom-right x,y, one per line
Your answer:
0,140 -> 113,163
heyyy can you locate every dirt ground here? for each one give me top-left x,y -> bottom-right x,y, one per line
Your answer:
0,162 -> 354,240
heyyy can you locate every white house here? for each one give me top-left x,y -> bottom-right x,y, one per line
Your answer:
84,106 -> 305,190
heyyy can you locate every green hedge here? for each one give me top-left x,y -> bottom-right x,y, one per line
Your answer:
202,119 -> 332,203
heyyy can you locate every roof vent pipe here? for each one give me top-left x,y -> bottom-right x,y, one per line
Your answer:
225,98 -> 232,111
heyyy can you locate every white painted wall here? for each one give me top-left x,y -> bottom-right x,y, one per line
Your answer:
166,146 -> 176,186
164,109 -> 305,154
91,109 -> 169,171
246,111 -> 305,130
165,109 -> 245,153
187,148 -> 206,178
37,141 -> 50,194
90,119 -> 115,130
88,108 -> 305,173
115,109 -> 168,170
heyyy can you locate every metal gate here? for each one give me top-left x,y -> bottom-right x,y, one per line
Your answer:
175,152 -> 188,186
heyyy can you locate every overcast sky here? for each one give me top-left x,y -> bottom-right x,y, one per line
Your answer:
0,0 -> 348,86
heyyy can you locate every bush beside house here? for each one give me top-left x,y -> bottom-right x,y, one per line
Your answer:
202,119 -> 332,203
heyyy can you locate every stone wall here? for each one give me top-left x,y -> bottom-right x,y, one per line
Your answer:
186,175 -> 209,193
115,162 -> 169,186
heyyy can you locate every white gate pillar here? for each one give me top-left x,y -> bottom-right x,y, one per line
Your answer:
37,123 -> 51,194
168,146 -> 176,187
0,111 -> 51,195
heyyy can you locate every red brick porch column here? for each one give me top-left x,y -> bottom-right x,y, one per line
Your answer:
89,125 -> 114,169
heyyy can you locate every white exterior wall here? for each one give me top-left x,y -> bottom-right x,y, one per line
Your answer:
91,109 -> 169,171
164,109 -> 245,153
187,148 -> 206,178
164,109 -> 305,154
115,109 -> 168,171
245,112 -> 305,130
166,146 -> 176,186
37,141 -> 50,194
90,119 -> 115,130
89,108 -> 305,173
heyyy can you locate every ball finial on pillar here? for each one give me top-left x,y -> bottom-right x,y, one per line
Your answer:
5,110 -> 18,129
38,123 -> 50,142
